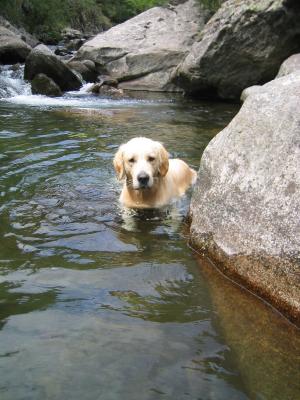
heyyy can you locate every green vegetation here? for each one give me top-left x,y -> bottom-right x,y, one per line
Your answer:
0,0 -> 167,43
1,0 -> 223,43
199,0 -> 223,12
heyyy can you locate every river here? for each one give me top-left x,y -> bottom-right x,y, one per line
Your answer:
0,65 -> 299,400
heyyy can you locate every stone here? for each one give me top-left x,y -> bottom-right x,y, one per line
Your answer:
24,44 -> 82,91
0,15 -> 38,48
0,25 -> 31,64
99,85 -> 124,97
174,0 -> 300,99
240,85 -> 261,102
276,53 -> 300,77
96,75 -> 118,87
67,60 -> 98,82
74,0 -> 209,92
190,72 -> 300,325
61,27 -> 83,40
89,82 -> 124,97
31,73 -> 62,97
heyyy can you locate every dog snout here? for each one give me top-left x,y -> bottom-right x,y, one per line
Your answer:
137,172 -> 150,187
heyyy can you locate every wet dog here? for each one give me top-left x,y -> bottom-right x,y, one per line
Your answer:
113,137 -> 197,208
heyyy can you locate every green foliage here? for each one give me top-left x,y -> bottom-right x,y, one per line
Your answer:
99,0 -> 167,23
198,0 -> 223,12
0,0 -> 167,43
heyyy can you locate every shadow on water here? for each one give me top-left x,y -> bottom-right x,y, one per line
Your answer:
195,256 -> 300,400
0,87 -> 299,400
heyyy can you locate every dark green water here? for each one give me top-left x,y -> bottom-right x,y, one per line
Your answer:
0,89 -> 299,400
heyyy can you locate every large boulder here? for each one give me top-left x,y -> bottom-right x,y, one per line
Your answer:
24,44 -> 82,91
0,16 -> 38,48
174,0 -> 300,99
276,53 -> 300,77
74,0 -> 209,92
0,25 -> 31,64
190,72 -> 300,325
31,73 -> 62,97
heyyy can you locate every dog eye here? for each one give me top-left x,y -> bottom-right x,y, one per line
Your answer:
148,156 -> 155,162
128,158 -> 135,163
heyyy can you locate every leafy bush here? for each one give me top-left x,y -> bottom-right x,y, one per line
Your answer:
1,0 -> 167,42
1,0 -> 223,43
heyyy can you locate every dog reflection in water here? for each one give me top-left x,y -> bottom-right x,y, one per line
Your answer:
113,137 -> 197,209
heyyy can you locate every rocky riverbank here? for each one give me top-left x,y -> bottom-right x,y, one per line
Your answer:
190,66 -> 300,325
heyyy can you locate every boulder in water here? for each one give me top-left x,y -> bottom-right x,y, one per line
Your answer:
190,72 -> 300,325
24,44 -> 82,92
74,0 -> 209,92
31,73 -> 62,97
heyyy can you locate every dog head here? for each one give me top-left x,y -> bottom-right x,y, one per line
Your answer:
113,137 -> 169,190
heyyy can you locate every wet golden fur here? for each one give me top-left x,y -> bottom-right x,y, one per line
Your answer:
113,137 -> 197,208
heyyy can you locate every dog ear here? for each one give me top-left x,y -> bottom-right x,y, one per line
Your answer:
113,146 -> 125,180
158,144 -> 169,177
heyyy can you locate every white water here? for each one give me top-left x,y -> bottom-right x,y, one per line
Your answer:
0,65 -> 171,109
0,65 -> 31,98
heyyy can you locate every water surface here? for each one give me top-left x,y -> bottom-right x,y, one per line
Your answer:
0,76 -> 299,400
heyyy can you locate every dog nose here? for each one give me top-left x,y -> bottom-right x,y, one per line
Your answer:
137,172 -> 150,186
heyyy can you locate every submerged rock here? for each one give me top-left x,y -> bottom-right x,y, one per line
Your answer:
24,44 -> 82,91
190,72 -> 300,325
0,25 -> 31,64
74,0 -> 209,92
31,73 -> 62,97
174,0 -> 300,99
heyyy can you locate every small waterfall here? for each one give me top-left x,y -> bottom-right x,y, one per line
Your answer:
0,65 -> 31,98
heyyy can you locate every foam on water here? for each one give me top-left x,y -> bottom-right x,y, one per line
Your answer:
4,93 -> 159,109
0,65 -> 31,98
0,67 -> 171,109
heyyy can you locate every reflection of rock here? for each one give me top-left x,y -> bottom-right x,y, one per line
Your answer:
31,73 -> 62,97
197,255 -> 300,400
0,281 -> 56,330
52,107 -> 136,124
40,229 -> 137,253
74,0 -> 208,91
190,72 -> 300,325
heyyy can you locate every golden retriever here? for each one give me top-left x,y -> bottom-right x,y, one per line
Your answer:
113,137 -> 197,208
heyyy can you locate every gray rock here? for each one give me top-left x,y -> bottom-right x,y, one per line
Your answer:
31,73 -> 62,97
190,72 -> 300,325
276,53 -> 300,78
67,60 -> 98,82
89,82 -> 124,97
174,0 -> 300,99
61,27 -> 83,40
240,85 -> 261,102
96,75 -> 118,87
74,0 -> 209,92
0,25 -> 31,64
0,16 -> 38,48
24,44 -> 82,91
